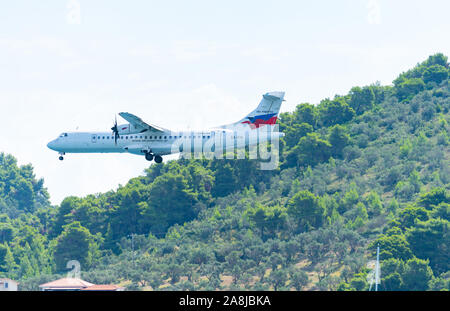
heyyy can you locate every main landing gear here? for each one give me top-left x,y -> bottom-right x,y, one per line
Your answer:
145,152 -> 162,163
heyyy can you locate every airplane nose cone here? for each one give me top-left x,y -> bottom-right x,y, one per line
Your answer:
47,140 -> 57,150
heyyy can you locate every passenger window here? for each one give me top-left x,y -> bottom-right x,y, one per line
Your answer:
126,136 -> 128,139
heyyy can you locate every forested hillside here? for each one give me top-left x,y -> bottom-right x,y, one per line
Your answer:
1,53 -> 449,291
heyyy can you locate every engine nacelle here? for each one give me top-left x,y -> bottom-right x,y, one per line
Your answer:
117,123 -> 148,135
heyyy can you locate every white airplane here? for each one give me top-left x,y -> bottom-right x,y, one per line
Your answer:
47,91 -> 285,163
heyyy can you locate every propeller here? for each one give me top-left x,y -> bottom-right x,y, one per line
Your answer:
111,115 -> 120,145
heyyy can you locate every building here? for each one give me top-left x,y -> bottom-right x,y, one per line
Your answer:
81,284 -> 124,291
0,278 -> 19,291
39,277 -> 124,291
39,278 -> 94,291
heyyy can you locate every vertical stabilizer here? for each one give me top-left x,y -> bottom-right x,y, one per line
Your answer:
221,91 -> 285,130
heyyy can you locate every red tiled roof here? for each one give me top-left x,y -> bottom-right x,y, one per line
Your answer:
39,278 -> 94,289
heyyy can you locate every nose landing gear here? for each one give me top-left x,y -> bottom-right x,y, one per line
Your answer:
58,152 -> 65,161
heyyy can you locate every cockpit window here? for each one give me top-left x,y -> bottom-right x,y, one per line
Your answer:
59,133 -> 68,138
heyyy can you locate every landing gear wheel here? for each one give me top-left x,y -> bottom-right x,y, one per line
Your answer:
145,153 -> 154,161
154,155 -> 163,163
59,156 -> 64,161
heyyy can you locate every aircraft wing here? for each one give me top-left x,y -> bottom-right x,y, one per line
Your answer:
119,112 -> 166,133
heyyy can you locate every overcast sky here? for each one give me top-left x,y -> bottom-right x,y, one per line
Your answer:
0,0 -> 448,205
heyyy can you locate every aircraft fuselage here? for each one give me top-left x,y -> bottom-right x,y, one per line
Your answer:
47,129 -> 283,159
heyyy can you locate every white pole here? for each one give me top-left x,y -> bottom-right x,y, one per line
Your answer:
375,245 -> 380,291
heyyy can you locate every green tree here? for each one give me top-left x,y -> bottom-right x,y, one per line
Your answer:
417,188 -> 449,210
287,190 -> 325,232
349,273 -> 367,291
293,103 -> 318,127
349,202 -> 369,229
211,163 -> 238,197
19,254 -> 34,279
382,272 -> 403,291
284,123 -> 314,148
140,173 -> 198,236
381,257 -> 405,278
349,86 -> 375,115
431,202 -> 449,221
328,125 -> 350,158
2,244 -> 18,278
423,64 -> 448,84
366,191 -> 383,216
288,133 -> 332,167
397,205 -> 429,229
339,185 -> 359,213
423,53 -> 448,67
402,258 -> 433,291
246,205 -> 267,239
53,221 -> 99,272
269,269 -> 288,291
109,182 -> 149,240
14,178 -> 35,212
190,247 -> 214,265
408,170 -> 422,193
52,196 -> 81,237
395,78 -> 425,101
369,235 -> 413,261
406,218 -> 449,274
318,97 -> 355,127
0,222 -> 14,244
247,204 -> 287,240
289,268 -> 309,290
